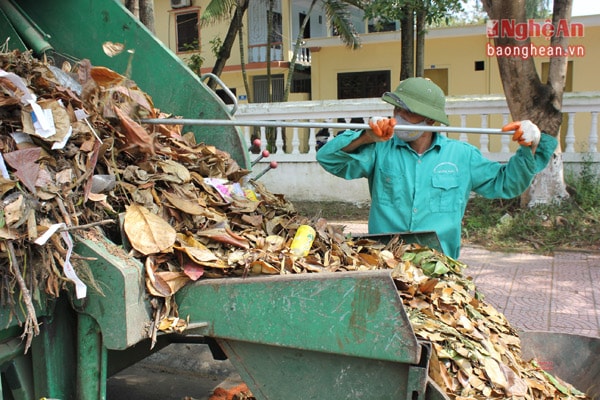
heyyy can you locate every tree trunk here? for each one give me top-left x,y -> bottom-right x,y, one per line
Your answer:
267,0 -> 273,103
520,142 -> 569,206
139,0 -> 155,34
283,0 -> 317,102
266,0 -> 275,152
237,1 -> 251,101
208,0 -> 249,90
124,0 -> 136,15
399,6 -> 414,80
481,0 -> 571,206
415,7 -> 426,77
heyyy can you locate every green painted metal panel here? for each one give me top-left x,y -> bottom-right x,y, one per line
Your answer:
0,0 -> 250,169
0,5 -> 27,51
0,339 -> 23,366
0,339 -> 34,400
1,355 -> 34,400
30,298 -> 77,399
77,314 -> 107,400
177,270 -> 421,365
520,332 -> 600,398
220,339 -> 414,400
426,382 -> 451,400
0,0 -> 51,53
73,235 -> 153,350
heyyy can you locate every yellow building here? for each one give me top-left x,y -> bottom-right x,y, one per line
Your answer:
153,1 -> 599,103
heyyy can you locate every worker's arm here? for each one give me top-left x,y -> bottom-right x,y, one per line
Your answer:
341,117 -> 396,152
316,117 -> 396,179
471,128 -> 557,198
316,130 -> 375,179
504,120 -> 556,174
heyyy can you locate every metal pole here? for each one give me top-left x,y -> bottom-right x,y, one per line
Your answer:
140,118 -> 515,135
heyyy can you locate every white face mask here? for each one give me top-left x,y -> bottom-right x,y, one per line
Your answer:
393,115 -> 428,142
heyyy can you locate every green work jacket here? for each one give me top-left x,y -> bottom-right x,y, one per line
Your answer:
316,131 -> 558,259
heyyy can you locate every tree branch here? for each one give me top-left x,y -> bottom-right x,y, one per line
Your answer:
6,240 -> 40,353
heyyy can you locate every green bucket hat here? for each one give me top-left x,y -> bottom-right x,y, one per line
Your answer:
382,77 -> 450,126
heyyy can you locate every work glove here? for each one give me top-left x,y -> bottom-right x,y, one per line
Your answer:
368,117 -> 397,141
502,120 -> 541,147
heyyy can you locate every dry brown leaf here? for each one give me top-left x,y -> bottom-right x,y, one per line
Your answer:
20,99 -> 72,145
102,41 -> 125,57
197,223 -> 250,249
0,227 -> 18,239
3,194 -> 23,226
408,297 -> 430,311
0,177 -> 16,196
124,203 -> 176,255
163,191 -> 206,215
155,271 -> 190,294
173,243 -> 217,263
263,235 -> 285,252
482,357 -> 508,389
3,147 -> 41,194
157,316 -> 187,333
145,268 -> 172,297
157,160 -> 190,183
250,260 -> 279,275
113,105 -> 156,156
357,252 -> 379,266
90,66 -> 125,87
500,362 -> 529,397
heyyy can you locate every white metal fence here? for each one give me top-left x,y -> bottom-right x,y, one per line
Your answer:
236,92 -> 600,163
233,92 -> 600,202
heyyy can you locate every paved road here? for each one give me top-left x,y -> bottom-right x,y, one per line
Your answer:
461,245 -> 600,338
107,343 -> 242,400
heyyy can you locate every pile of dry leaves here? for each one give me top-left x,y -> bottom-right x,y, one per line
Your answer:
0,50 -> 588,399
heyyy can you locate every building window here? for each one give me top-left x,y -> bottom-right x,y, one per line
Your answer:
175,10 -> 200,53
337,70 -> 391,99
292,70 -> 311,94
270,11 -> 283,44
253,74 -> 284,103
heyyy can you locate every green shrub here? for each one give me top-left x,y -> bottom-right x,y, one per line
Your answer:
462,164 -> 600,253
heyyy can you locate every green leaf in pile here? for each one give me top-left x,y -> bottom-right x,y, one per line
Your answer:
531,360 -> 585,396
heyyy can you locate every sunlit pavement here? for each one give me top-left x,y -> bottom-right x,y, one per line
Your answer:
461,246 -> 600,338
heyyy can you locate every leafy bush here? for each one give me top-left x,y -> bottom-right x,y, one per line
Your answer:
462,163 -> 600,253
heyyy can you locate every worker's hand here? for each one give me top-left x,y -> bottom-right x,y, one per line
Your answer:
368,117 -> 396,141
503,120 -> 541,147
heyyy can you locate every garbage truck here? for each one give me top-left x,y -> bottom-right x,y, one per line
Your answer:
0,1 -> 598,399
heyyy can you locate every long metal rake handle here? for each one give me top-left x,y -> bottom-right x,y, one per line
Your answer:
141,118 -> 515,136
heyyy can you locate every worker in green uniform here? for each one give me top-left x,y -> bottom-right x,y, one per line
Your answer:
316,77 -> 558,259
